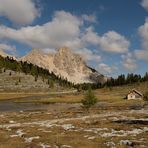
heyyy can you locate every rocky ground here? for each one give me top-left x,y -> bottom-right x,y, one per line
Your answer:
0,104 -> 147,148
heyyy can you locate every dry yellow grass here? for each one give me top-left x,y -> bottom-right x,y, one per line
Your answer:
0,93 -> 33,100
0,92 -> 51,101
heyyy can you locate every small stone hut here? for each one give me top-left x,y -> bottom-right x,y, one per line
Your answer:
127,89 -> 143,100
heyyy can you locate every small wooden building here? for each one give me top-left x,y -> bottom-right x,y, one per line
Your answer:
127,89 -> 143,100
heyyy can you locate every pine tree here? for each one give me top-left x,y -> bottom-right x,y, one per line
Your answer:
81,86 -> 97,112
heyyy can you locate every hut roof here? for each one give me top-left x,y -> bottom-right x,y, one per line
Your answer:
129,89 -> 143,97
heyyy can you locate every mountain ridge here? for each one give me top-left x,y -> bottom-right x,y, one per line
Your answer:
0,47 -> 108,84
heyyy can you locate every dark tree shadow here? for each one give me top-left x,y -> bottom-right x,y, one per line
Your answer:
113,119 -> 148,125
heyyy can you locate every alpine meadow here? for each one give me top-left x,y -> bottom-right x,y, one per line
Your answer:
0,0 -> 148,148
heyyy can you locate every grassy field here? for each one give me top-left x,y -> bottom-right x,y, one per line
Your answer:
9,81 -> 147,106
0,81 -> 147,106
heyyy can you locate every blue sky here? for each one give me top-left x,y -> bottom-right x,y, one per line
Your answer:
0,0 -> 148,77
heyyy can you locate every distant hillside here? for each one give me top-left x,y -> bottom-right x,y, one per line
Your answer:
0,56 -> 74,92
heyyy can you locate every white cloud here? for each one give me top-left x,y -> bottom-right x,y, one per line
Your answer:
82,14 -> 97,23
0,10 -> 130,64
0,0 -> 39,25
83,28 -> 129,53
138,17 -> 148,50
135,50 -> 148,61
0,11 -> 129,53
141,0 -> 148,11
98,31 -> 130,53
82,27 -> 100,45
42,48 -> 56,54
134,17 -> 148,61
0,43 -> 17,55
76,48 -> 101,62
98,63 -> 117,74
0,43 -> 16,51
0,11 -> 82,49
122,53 -> 137,71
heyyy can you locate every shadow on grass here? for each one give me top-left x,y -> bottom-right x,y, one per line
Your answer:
113,119 -> 148,125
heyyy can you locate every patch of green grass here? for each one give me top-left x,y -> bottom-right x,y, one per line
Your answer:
15,94 -> 83,103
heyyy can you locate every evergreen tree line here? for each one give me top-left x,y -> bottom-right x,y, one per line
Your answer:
0,56 -> 74,88
106,73 -> 148,87
0,55 -> 148,90
74,73 -> 148,91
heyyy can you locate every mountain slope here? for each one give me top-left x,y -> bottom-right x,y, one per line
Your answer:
0,55 -> 74,92
21,47 -> 108,84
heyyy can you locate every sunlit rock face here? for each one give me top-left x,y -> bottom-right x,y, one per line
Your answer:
20,47 -> 108,84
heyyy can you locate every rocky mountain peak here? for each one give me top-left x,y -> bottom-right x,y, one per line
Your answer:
27,48 -> 43,56
53,47 -> 85,77
58,46 -> 71,54
20,46 -> 108,84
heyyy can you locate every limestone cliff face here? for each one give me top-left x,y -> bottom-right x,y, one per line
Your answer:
21,49 -> 54,70
53,47 -> 86,76
20,47 -> 107,84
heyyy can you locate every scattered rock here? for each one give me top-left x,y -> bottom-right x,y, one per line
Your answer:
9,120 -> 15,124
25,136 -> 40,143
39,142 -> 51,148
61,124 -> 75,130
140,145 -> 147,148
106,141 -> 116,147
88,136 -> 95,140
16,129 -> 25,137
101,127 -> 148,137
84,135 -> 88,138
61,145 -> 72,148
120,140 -> 134,146
10,135 -> 18,138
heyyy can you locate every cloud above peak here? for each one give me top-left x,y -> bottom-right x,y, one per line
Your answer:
134,17 -> 148,61
0,10 -> 130,65
141,0 -> 148,11
0,11 -> 83,49
122,53 -> 137,71
0,0 -> 40,25
98,63 -> 118,75
98,31 -> 130,53
83,27 -> 129,53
